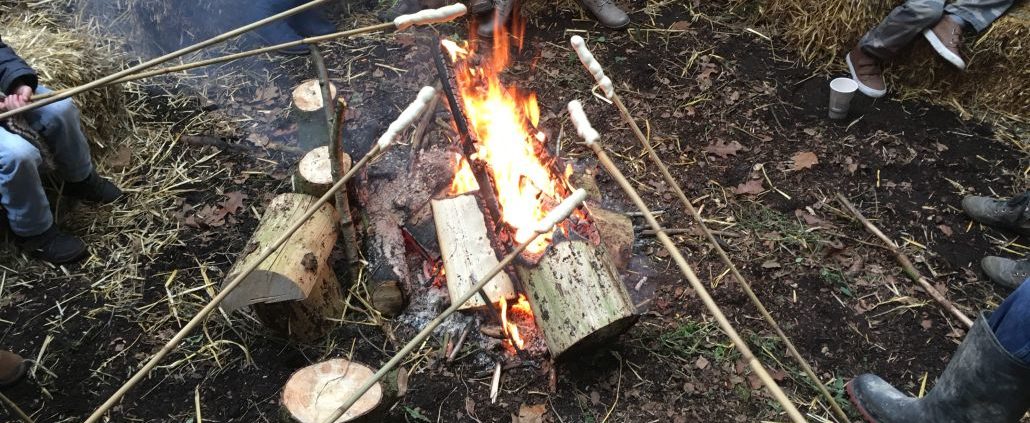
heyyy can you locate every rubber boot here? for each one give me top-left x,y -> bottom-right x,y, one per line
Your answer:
63,170 -> 122,204
0,350 -> 26,388
15,224 -> 88,264
848,314 -> 1030,423
477,0 -> 516,38
575,0 -> 630,29
981,257 -> 1030,289
962,193 -> 1030,236
249,0 -> 310,55
287,0 -> 336,37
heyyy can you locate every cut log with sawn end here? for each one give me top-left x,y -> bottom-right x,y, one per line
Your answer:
292,79 -> 338,151
516,237 -> 639,360
432,192 -> 517,310
281,359 -> 405,423
293,146 -> 345,198
221,193 -> 343,342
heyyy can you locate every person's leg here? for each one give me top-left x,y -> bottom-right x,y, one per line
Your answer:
944,0 -> 1015,32
989,279 -> 1030,364
859,0 -> 946,60
0,128 -> 52,238
21,87 -> 92,183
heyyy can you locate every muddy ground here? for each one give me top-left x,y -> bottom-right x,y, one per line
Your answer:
1,0 -> 1027,422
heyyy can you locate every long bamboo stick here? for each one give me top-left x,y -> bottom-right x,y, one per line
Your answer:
318,189 -> 589,423
836,193 -> 974,328
568,100 -> 807,423
0,0 -> 337,119
82,86 -> 439,423
571,35 -> 849,422
31,4 -> 468,102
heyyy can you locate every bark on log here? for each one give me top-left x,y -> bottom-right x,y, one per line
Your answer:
281,359 -> 402,423
516,239 -> 638,359
587,204 -> 635,272
221,194 -> 343,341
432,193 -> 516,309
292,79 -> 338,150
293,146 -> 337,198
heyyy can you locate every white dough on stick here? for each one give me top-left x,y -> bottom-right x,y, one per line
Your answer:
377,86 -> 438,149
570,36 -> 615,99
394,4 -> 468,30
567,100 -> 599,145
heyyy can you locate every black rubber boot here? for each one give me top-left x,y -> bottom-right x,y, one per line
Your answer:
962,193 -> 1030,236
477,0 -> 516,38
63,170 -> 122,204
981,256 -> 1030,289
15,225 -> 88,264
287,0 -> 336,37
847,314 -> 1030,423
250,0 -> 310,55
379,0 -> 423,22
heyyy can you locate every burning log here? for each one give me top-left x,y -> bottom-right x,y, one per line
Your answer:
220,193 -> 343,342
292,80 -> 338,149
432,193 -> 516,309
516,238 -> 637,359
281,359 -> 404,423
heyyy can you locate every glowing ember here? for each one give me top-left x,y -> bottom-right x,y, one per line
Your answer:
442,34 -> 569,254
500,295 -> 531,349
450,153 -> 480,195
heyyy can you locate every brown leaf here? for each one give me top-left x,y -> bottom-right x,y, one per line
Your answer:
734,179 -> 764,195
220,191 -> 247,215
514,403 -> 547,423
938,224 -> 954,237
695,356 -> 710,370
670,21 -> 690,31
791,151 -> 819,170
704,140 -> 746,158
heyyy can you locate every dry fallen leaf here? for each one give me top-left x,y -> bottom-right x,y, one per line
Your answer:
792,151 -> 819,170
704,140 -> 746,158
734,179 -> 764,195
695,356 -> 710,370
514,403 -> 547,423
220,191 -> 248,215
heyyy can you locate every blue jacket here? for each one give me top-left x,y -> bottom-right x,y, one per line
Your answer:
0,36 -> 38,95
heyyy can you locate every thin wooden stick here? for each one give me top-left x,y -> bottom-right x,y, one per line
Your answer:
570,36 -> 851,422
319,189 -> 589,423
1,0 -> 334,119
82,87 -> 439,423
32,4 -> 468,102
836,193 -> 974,328
568,101 -> 806,423
0,391 -> 35,423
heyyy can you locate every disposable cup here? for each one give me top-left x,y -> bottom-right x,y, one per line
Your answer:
828,77 -> 858,120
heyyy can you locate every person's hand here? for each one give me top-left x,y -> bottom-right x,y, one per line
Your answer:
2,84 -> 33,111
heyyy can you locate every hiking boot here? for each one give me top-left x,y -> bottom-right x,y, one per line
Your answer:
846,45 -> 887,98
981,256 -> 1030,289
847,314 -> 1030,423
15,225 -> 87,264
575,0 -> 630,29
63,170 -> 122,204
287,6 -> 337,37
477,0 -> 516,38
961,193 -> 1030,236
923,16 -> 967,70
250,0 -> 310,55
379,0 -> 423,22
469,0 -> 493,15
0,350 -> 26,388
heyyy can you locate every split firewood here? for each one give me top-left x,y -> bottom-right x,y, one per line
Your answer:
516,238 -> 638,359
432,193 -> 517,309
281,359 -> 403,423
292,79 -> 338,149
220,193 -> 343,342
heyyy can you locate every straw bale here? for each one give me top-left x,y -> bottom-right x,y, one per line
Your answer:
750,0 -> 1029,121
0,11 -> 127,143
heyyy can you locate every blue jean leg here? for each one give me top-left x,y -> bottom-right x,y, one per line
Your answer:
0,128 -> 52,236
23,87 -> 93,182
989,279 -> 1030,365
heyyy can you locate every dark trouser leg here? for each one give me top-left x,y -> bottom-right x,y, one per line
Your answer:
945,0 -> 1015,32
989,278 -> 1030,365
859,0 -> 946,60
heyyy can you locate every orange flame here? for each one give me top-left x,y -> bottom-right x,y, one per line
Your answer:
500,295 -> 531,349
450,153 -> 480,195
442,32 -> 569,254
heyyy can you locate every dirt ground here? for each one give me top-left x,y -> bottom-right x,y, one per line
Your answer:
1,0 -> 1028,422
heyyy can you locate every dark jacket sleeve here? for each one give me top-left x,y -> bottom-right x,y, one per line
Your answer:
0,36 -> 38,94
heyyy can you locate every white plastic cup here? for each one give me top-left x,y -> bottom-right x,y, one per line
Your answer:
828,77 -> 859,120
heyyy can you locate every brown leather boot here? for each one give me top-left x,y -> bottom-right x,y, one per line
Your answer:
575,0 -> 630,29
923,16 -> 966,70
0,350 -> 26,387
846,45 -> 887,98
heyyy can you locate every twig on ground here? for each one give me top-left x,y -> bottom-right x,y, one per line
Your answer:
835,193 -> 974,328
